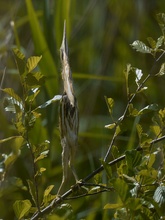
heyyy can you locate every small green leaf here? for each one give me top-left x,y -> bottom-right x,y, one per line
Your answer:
131,40 -> 152,54
105,96 -> 114,115
26,56 -> 42,73
104,203 -> 123,209
34,150 -> 49,163
136,124 -> 143,139
44,185 -> 54,197
147,154 -> 155,168
105,123 -> 116,129
13,200 -> 31,219
156,63 -> 165,76
156,36 -> 164,50
2,88 -> 22,103
147,37 -> 156,49
128,104 -> 138,116
13,48 -> 25,60
12,48 -> 26,75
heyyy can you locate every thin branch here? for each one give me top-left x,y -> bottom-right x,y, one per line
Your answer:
103,50 -> 165,162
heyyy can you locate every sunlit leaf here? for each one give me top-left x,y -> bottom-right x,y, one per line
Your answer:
147,154 -> 155,168
12,48 -> 26,75
26,56 -> 42,73
13,48 -> 25,60
105,96 -> 114,115
13,200 -> 31,219
156,63 -> 165,76
2,88 -> 22,103
147,37 -> 156,49
105,123 -> 116,129
44,185 -> 54,197
104,203 -> 123,209
34,150 -> 49,163
138,104 -> 158,115
156,36 -> 164,50
131,40 -> 152,54
136,124 -> 143,140
128,104 -> 138,116
153,186 -> 165,207
150,125 -> 161,136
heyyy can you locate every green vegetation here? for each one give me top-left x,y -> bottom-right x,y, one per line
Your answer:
0,1 -> 165,219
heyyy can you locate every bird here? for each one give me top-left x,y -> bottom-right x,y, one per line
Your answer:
58,21 -> 79,195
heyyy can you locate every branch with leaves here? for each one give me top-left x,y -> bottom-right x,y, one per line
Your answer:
1,13 -> 165,220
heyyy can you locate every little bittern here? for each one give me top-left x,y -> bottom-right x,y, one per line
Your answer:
58,21 -> 79,194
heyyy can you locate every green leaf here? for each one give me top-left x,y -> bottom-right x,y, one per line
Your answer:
157,13 -> 165,36
156,36 -> 164,50
125,150 -> 142,169
2,88 -> 22,103
104,203 -> 123,209
138,104 -> 158,115
105,123 -> 116,129
13,200 -> 32,219
131,40 -> 152,54
153,186 -> 165,207
105,96 -> 114,115
34,150 -> 49,163
26,72 -> 45,87
114,178 -> 131,203
147,37 -> 156,49
26,56 -> 42,73
156,63 -> 165,76
44,185 -> 54,197
147,154 -> 155,168
13,48 -> 25,60
128,104 -> 139,116
12,48 -> 26,75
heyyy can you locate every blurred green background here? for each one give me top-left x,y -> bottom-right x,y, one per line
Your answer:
0,0 -> 165,219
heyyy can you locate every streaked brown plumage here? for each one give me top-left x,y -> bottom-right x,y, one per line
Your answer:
58,21 -> 79,194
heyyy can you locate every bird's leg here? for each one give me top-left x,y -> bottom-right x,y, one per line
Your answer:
57,138 -> 69,195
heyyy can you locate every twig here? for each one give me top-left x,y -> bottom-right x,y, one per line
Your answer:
103,50 -> 165,162
31,134 -> 165,220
